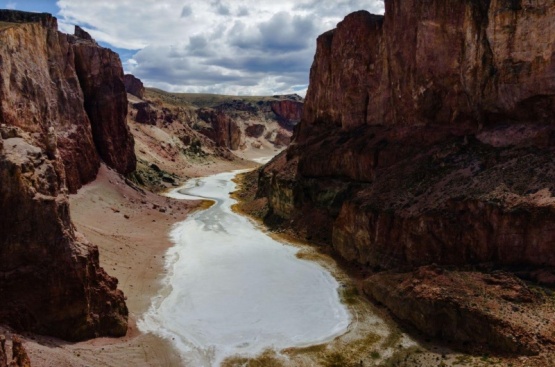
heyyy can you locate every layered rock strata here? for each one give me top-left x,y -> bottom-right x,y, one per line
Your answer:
126,86 -> 304,152
0,11 -> 130,340
261,0 -> 555,270
255,0 -> 555,354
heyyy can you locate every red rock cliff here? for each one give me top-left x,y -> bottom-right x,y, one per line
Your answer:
260,0 -> 555,269
299,0 -> 555,137
0,12 -> 129,340
124,74 -> 145,99
72,28 -> 136,176
270,99 -> 303,129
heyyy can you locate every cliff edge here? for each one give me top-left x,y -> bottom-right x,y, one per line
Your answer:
0,11 -> 132,340
253,0 -> 555,355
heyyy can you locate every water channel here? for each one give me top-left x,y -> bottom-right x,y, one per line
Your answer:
139,170 -> 350,366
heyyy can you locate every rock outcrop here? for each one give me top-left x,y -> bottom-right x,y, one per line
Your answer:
196,108 -> 241,150
0,335 -> 30,367
72,32 -> 136,176
253,1 -> 555,354
0,11 -> 130,340
129,88 -> 304,153
364,266 -> 555,355
261,0 -> 555,269
124,74 -> 145,99
299,1 -> 555,136
270,99 -> 303,129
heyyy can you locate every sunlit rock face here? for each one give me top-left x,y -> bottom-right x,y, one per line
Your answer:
259,0 -> 555,269
124,74 -> 145,99
0,11 -> 130,340
126,86 -> 304,152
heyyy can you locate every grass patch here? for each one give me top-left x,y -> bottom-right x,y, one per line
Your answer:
194,199 -> 215,211
382,346 -> 423,367
283,343 -> 327,355
221,350 -> 284,367
146,88 -> 295,109
340,285 -> 360,305
320,352 -> 359,367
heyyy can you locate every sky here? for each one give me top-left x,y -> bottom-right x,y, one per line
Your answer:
3,1 -> 384,96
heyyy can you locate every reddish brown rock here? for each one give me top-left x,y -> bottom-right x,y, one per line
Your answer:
0,335 -> 31,367
74,25 -> 94,42
245,124 -> 265,138
299,1 -> 555,138
0,136 -> 127,340
261,2 -> 555,269
0,11 -> 129,341
72,31 -> 136,176
270,100 -> 303,129
0,9 -> 57,29
124,74 -> 145,99
0,335 -> 6,367
10,336 -> 30,367
133,102 -> 157,125
0,20 -> 100,193
364,267 -> 555,355
196,108 -> 241,150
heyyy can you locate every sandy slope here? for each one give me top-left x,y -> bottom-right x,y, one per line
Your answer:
1,159 -> 251,367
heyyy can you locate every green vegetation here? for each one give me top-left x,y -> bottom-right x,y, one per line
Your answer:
222,350 -> 284,367
340,285 -> 360,305
146,88 -> 298,109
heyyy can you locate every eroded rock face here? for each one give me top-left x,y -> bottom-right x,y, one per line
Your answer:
196,108 -> 241,150
124,74 -> 145,99
364,266 -> 555,355
72,31 -> 136,176
0,12 -> 129,340
299,0 -> 555,137
261,1 -> 555,269
270,100 -> 303,129
0,20 -> 100,193
0,136 -> 127,340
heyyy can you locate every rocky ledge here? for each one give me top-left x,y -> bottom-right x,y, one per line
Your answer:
249,0 -> 555,357
0,11 -> 131,340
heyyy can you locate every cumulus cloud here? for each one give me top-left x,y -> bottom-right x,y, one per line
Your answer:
55,0 -> 385,96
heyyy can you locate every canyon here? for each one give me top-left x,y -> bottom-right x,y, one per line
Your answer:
1,1 -> 555,366
124,80 -> 303,192
0,8 -> 301,344
241,0 -> 555,361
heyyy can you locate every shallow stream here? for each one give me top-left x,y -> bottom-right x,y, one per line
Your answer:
138,170 -> 350,366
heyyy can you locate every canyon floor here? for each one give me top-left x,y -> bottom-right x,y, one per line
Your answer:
1,93 -> 553,366
1,154 -> 553,367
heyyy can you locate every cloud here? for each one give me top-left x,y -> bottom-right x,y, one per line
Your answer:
6,1 -> 16,9
180,5 -> 192,18
55,0 -> 385,96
